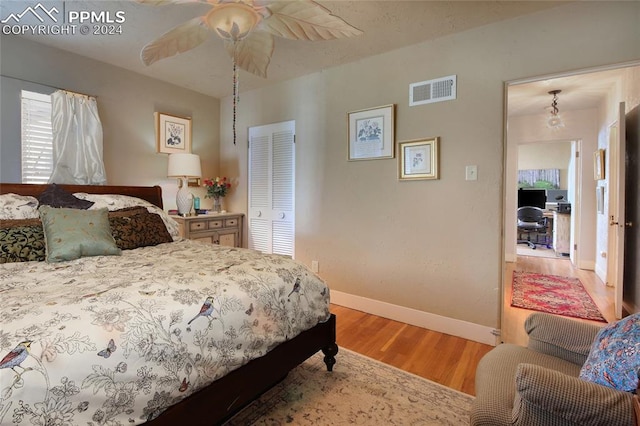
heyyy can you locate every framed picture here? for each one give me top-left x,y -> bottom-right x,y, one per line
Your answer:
348,104 -> 395,160
398,137 -> 439,180
155,112 -> 192,154
593,149 -> 605,180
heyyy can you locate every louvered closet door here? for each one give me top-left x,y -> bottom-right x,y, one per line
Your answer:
248,120 -> 295,256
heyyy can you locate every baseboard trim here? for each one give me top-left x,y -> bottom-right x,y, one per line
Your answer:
331,290 -> 498,346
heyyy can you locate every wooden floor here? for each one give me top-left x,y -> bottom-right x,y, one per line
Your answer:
330,304 -> 493,396
503,254 -> 615,346
330,255 -> 614,397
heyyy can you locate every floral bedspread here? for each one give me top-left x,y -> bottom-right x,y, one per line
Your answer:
0,240 -> 330,425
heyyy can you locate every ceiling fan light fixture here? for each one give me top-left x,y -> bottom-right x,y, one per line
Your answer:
205,3 -> 261,42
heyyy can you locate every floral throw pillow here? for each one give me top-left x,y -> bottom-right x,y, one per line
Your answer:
74,193 -> 179,237
579,313 -> 640,392
0,193 -> 39,219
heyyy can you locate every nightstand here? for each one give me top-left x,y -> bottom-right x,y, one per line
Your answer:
172,213 -> 243,247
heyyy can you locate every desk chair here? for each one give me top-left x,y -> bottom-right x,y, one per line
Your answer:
517,206 -> 550,249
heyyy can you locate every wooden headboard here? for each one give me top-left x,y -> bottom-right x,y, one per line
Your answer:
0,183 -> 164,209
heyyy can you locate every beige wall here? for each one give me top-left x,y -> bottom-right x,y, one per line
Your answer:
221,1 -> 640,333
0,37 -> 220,209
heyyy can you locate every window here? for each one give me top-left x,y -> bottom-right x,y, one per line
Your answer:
21,90 -> 53,184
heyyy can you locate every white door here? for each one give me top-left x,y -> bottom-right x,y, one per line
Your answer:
568,141 -> 579,265
248,120 -> 295,256
608,102 -> 626,319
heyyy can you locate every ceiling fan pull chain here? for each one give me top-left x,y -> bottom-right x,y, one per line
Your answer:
232,53 -> 238,145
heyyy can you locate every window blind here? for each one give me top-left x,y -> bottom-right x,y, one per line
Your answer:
21,90 -> 53,184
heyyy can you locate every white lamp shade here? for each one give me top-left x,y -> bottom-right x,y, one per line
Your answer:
168,153 -> 202,178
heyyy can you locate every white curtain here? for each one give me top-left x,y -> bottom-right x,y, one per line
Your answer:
49,90 -> 106,185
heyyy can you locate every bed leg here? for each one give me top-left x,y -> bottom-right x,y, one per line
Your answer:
322,343 -> 338,372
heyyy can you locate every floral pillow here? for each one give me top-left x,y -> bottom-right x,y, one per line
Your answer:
0,193 -> 39,219
579,313 -> 640,392
74,193 -> 179,237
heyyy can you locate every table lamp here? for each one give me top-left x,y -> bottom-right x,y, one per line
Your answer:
167,153 -> 201,216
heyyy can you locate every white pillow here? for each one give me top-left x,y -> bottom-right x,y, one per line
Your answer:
0,193 -> 39,220
73,193 -> 179,237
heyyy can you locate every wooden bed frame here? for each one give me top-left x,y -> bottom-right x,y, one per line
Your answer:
0,183 -> 338,425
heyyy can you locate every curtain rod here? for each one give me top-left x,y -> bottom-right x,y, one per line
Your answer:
60,89 -> 97,100
1,74 -> 97,99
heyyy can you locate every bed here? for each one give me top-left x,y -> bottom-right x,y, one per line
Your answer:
0,183 -> 338,426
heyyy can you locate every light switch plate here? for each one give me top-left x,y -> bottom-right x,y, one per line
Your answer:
466,165 -> 478,181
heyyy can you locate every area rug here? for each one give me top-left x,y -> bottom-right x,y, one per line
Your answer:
225,348 -> 473,425
511,271 -> 606,322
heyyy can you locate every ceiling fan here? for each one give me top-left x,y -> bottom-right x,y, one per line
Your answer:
138,0 -> 362,144
138,0 -> 363,78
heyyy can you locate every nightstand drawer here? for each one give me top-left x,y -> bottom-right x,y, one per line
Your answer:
208,220 -> 223,229
189,222 -> 206,231
225,218 -> 238,227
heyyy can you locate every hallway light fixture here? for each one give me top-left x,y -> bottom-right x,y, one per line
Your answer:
547,89 -> 565,129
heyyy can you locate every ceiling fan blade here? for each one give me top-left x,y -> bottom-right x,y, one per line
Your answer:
264,0 -> 363,41
225,32 -> 274,78
141,17 -> 211,66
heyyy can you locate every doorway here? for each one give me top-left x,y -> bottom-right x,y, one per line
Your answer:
501,62 -> 640,343
515,140 -> 575,260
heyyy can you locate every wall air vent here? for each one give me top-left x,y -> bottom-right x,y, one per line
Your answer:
409,75 -> 457,106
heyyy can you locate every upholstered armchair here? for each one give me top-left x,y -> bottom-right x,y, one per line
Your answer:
471,313 -> 638,426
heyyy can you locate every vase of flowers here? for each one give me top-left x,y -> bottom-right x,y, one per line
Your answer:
204,177 -> 231,213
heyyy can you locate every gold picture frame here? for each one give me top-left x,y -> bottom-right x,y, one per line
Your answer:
155,112 -> 192,154
398,137 -> 439,180
347,104 -> 395,161
593,149 -> 605,180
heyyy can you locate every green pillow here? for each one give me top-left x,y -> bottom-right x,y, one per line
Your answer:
39,205 -> 121,263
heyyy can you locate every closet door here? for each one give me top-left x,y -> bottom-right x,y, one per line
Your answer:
248,120 -> 295,256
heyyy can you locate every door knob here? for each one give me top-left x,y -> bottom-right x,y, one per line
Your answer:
257,211 -> 262,217
279,212 -> 285,219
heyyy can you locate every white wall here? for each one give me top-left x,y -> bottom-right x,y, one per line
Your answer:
219,1 -> 640,341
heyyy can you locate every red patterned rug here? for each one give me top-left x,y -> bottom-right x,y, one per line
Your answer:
511,271 -> 607,322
